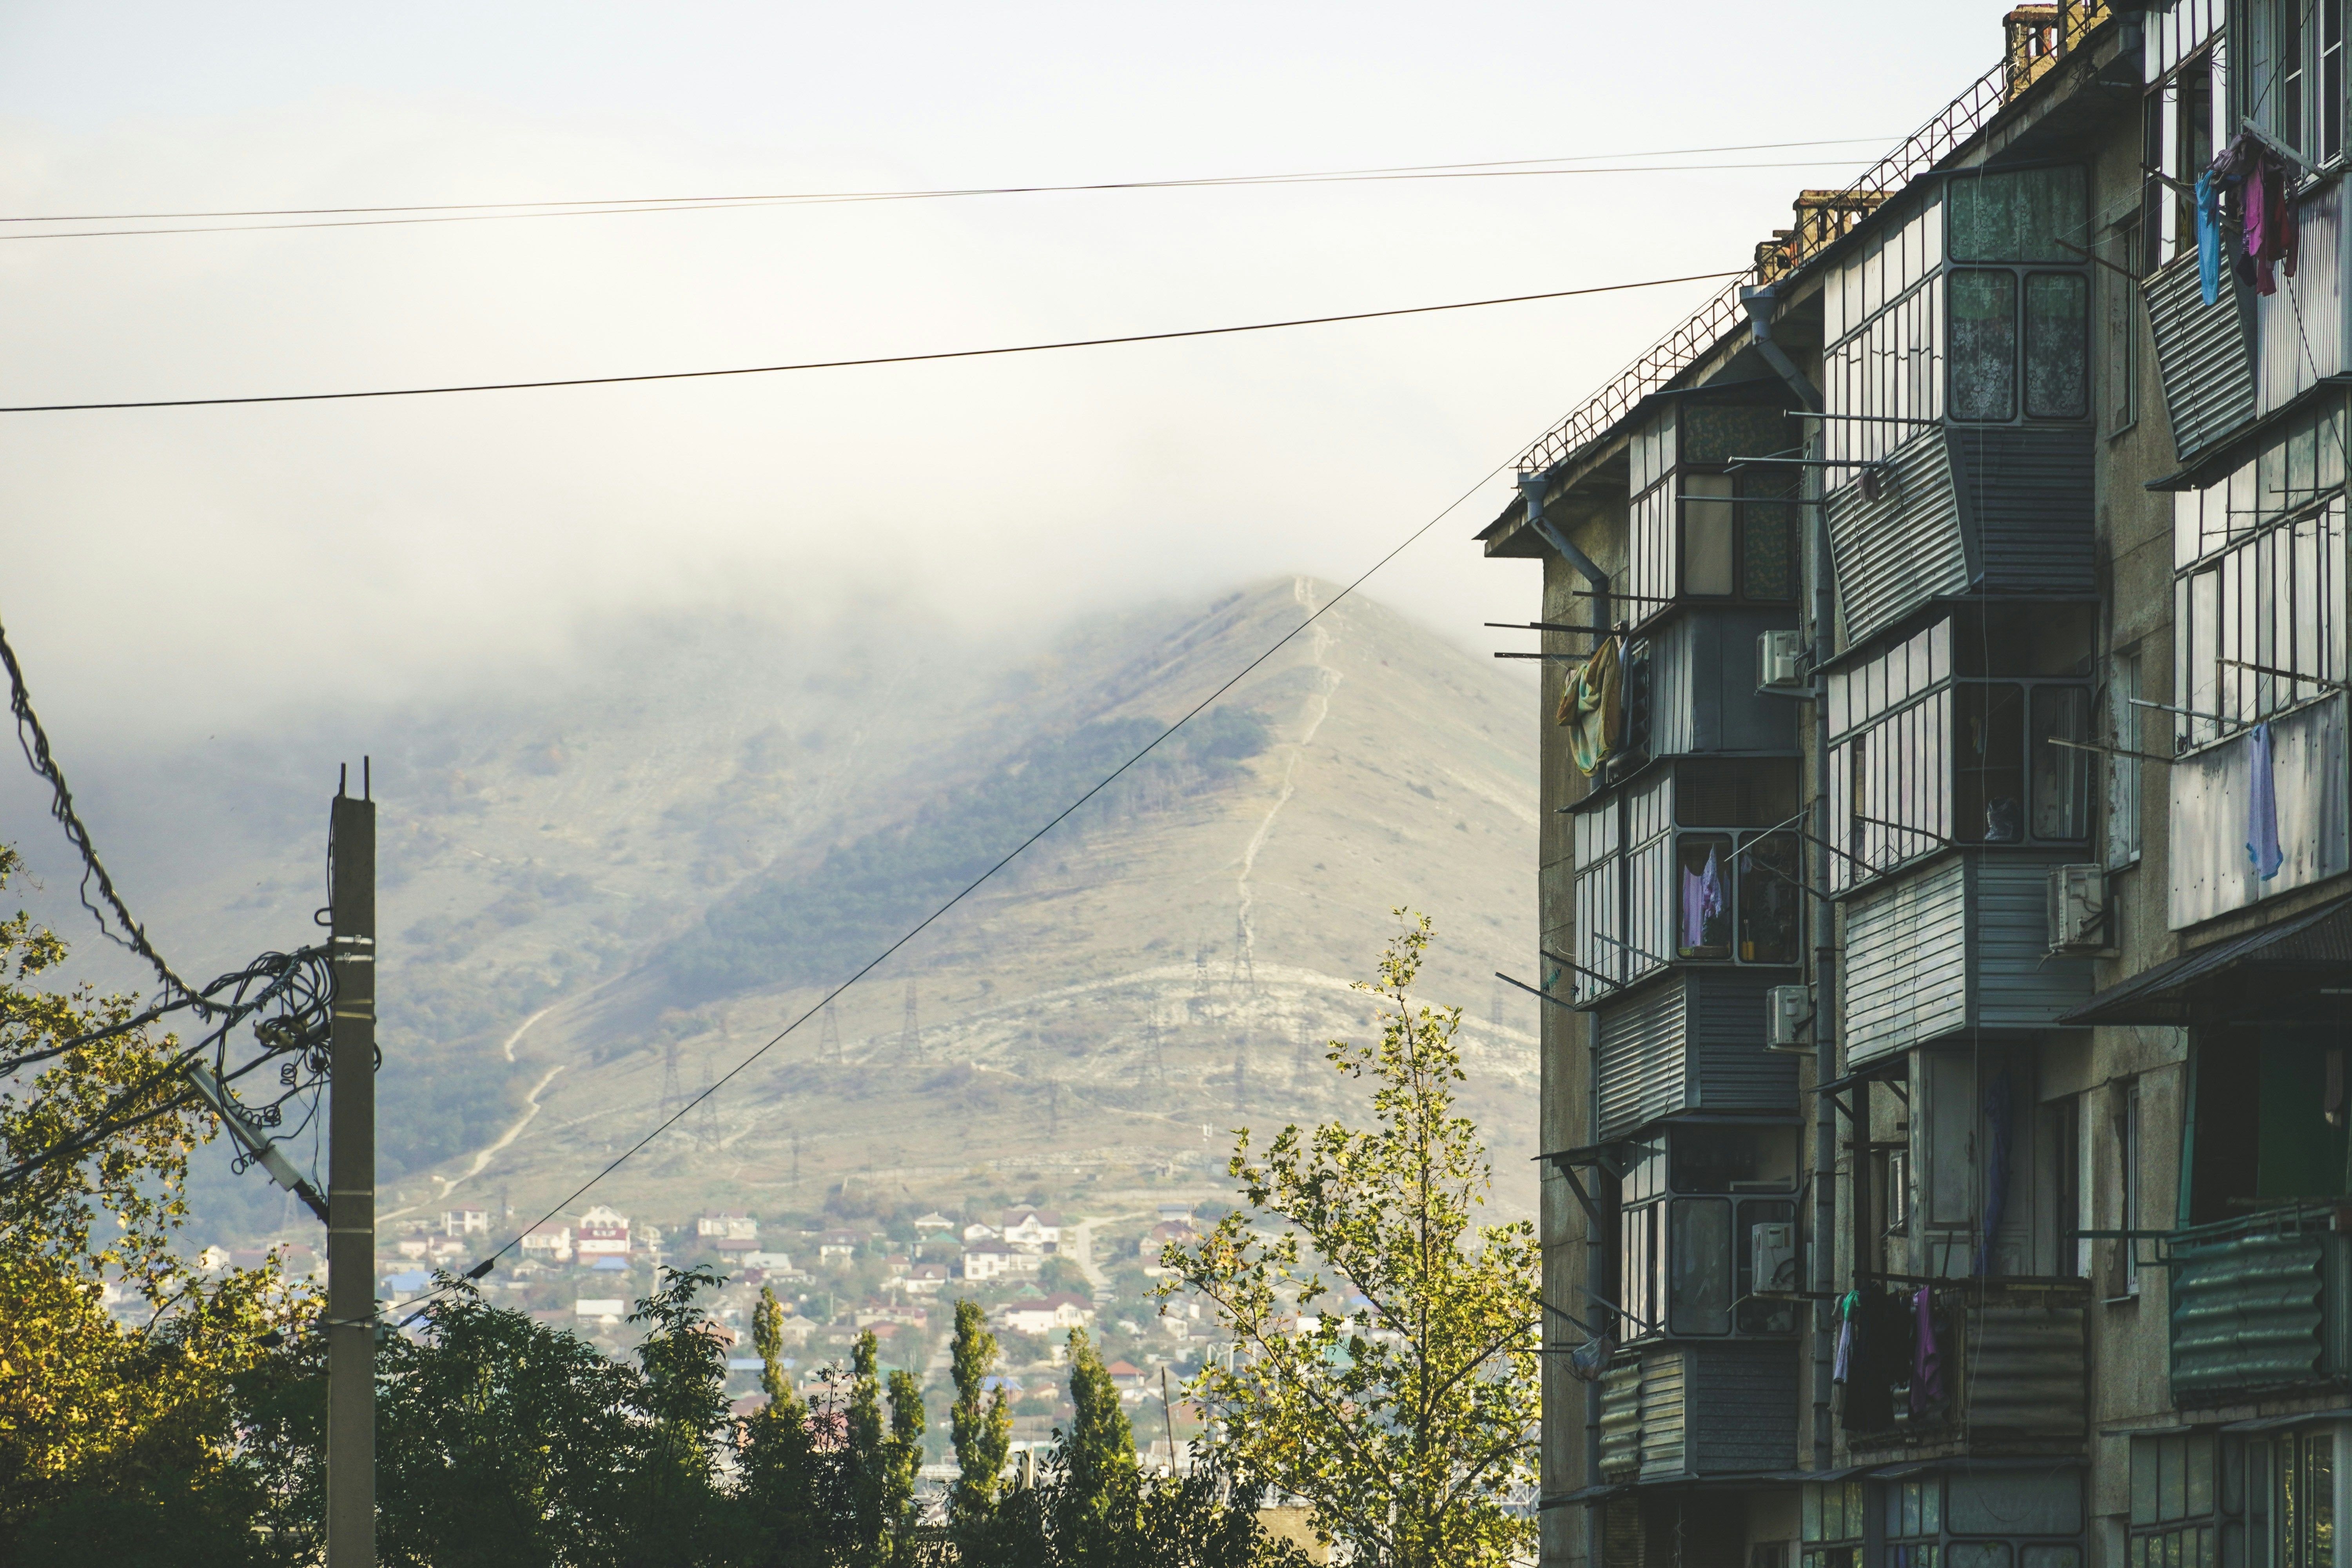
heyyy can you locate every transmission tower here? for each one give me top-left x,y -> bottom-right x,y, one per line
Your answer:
1232,1040 -> 1247,1111
1193,935 -> 1209,995
1145,1014 -> 1166,1094
790,1129 -> 802,1185
900,980 -> 921,1061
1490,976 -> 1507,1037
1292,1017 -> 1314,1082
659,1038 -> 683,1118
1229,908 -> 1256,991
695,1053 -> 719,1151
1048,1080 -> 1062,1138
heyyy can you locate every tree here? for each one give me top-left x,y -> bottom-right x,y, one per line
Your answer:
1052,1327 -> 1137,1553
1157,913 -> 1539,1568
842,1330 -> 924,1566
946,1298 -> 1011,1541
737,1287 -> 830,1568
0,846 -> 307,1566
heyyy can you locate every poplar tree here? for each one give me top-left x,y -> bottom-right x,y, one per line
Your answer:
947,1298 -> 1012,1535
1158,913 -> 1540,1568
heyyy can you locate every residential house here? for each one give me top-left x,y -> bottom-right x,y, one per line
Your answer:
913,1211 -> 957,1236
574,1205 -> 630,1261
442,1207 -> 488,1237
962,1221 -> 1002,1245
1484,6 -> 2352,1565
1000,1209 -> 1062,1254
853,1302 -> 929,1330
574,1298 -> 626,1327
903,1263 -> 951,1296
998,1294 -> 1094,1336
817,1230 -> 859,1264
696,1211 -> 759,1255
1102,1359 -> 1147,1392
739,1249 -> 796,1272
960,1237 -> 1042,1282
519,1222 -> 573,1263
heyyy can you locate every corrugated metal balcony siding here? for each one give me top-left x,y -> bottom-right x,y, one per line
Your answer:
1828,432 -> 1970,650
1949,424 -> 2097,594
1966,1303 -> 2090,1442
1595,972 -> 1801,1139
1649,608 -> 1803,757
1846,855 -> 2096,1066
2143,250 -> 2259,465
1844,858 -> 1970,1066
2257,183 -> 2343,417
2169,1225 -> 2352,1405
2168,696 -> 2351,929
1598,1343 -> 1792,1482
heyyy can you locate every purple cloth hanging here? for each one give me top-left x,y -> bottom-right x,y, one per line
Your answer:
1910,1286 -> 1944,1416
2249,721 -> 2283,880
1680,847 -> 1726,949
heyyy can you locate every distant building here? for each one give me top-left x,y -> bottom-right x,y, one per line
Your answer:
960,1238 -> 1042,1283
739,1249 -> 795,1272
575,1298 -> 626,1325
998,1294 -> 1093,1336
817,1230 -> 859,1264
903,1263 -> 950,1296
520,1222 -> 574,1263
853,1302 -> 929,1330
1140,1220 -> 1197,1258
1155,1203 -> 1192,1224
1103,1359 -> 1147,1392
443,1208 -> 489,1237
913,1211 -> 957,1235
962,1221 -> 1002,1245
575,1205 -> 631,1261
1000,1209 -> 1062,1255
697,1212 -> 759,1253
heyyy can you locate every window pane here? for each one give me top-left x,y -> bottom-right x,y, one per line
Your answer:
2162,1435 -> 2186,1521
2022,1550 -> 2082,1568
2031,686 -> 2091,839
2136,1437 -> 2160,1526
1683,473 -> 1737,596
2189,1431 -> 2216,1519
2026,273 -> 2090,418
1743,474 -> 1800,600
1950,1469 -> 2083,1534
1675,833 -> 1735,958
1957,683 -> 2028,842
1951,270 -> 2020,421
1948,166 -> 2089,260
2308,1435 -> 2332,1566
1668,1198 -> 1733,1334
1737,832 -> 1802,965
1950,1546 -> 2013,1568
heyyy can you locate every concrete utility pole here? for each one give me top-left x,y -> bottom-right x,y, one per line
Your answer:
327,771 -> 377,1568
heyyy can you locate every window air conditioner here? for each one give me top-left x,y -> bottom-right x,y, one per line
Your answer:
1759,629 -> 1807,689
1752,1223 -> 1798,1294
2047,863 -> 2111,953
1766,984 -> 1811,1053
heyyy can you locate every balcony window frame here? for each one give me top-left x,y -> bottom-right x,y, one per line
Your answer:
1569,760 -> 1806,1003
1624,403 -> 1806,628
1614,1125 -> 1800,1344
2239,0 -> 2352,167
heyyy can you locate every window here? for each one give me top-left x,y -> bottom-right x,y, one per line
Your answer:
1952,270 -> 2020,421
1617,1126 -> 1798,1341
1877,1473 -> 2085,1567
1826,613 -> 2094,890
2116,1079 -> 2143,1298
2245,0 -> 2352,165
1623,400 -> 1804,620
1573,761 -> 1804,998
2107,648 -> 2143,868
1802,1479 -> 1866,1568
2108,218 -> 2140,434
2025,273 -> 2089,419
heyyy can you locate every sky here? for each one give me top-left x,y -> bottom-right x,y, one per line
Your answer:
0,0 -> 1994,754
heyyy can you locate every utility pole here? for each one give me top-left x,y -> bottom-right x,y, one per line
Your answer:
327,766 -> 376,1568
820,1003 -> 842,1065
900,979 -> 920,1062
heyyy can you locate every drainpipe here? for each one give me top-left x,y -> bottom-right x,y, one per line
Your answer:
1519,466 -> 1610,1565
1517,472 -> 1609,631
1746,283 -> 1837,1475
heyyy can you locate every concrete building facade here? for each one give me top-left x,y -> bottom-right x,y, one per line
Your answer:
1482,5 -> 2352,1563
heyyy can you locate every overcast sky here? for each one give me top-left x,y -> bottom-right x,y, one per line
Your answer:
0,1 -> 1994,751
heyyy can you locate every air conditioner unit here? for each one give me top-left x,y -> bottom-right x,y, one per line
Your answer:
1752,1223 -> 1798,1294
1759,628 -> 1807,689
2047,863 -> 2111,953
1766,984 -> 1812,1053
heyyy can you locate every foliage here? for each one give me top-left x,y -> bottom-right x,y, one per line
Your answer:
1157,913 -> 1540,1568
0,845 -> 310,1567
947,1298 -> 1011,1543
668,711 -> 1268,995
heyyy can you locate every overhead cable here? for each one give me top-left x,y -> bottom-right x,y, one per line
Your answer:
0,269 -> 1744,414
0,136 -> 1892,238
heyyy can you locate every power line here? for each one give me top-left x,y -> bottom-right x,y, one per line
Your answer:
407,429 -> 1529,1308
0,268 -> 1744,414
0,136 -> 1893,236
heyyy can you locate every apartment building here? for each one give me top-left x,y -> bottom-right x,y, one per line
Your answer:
1482,4 -> 2352,1563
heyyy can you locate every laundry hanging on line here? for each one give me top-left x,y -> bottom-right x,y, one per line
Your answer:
2248,719 -> 2283,880
1557,634 -> 1625,777
1680,845 -> 1725,951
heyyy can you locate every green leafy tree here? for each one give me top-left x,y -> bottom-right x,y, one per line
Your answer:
881,1368 -> 925,1566
0,846 -> 308,1566
1052,1327 -> 1137,1553
1158,913 -> 1540,1568
946,1298 -> 1011,1539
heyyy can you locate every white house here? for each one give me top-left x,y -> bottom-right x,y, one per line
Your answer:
520,1222 -> 573,1263
913,1212 -> 957,1235
960,1238 -> 1042,1283
740,1250 -> 795,1272
575,1206 -> 631,1261
575,1298 -> 626,1326
1000,1209 -> 1062,1255
998,1293 -> 1094,1336
903,1263 -> 950,1296
443,1207 -> 488,1237
697,1212 -> 759,1253
962,1221 -> 1001,1245
817,1230 -> 859,1264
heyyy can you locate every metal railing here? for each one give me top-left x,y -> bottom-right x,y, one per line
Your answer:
1512,1 -> 2114,477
